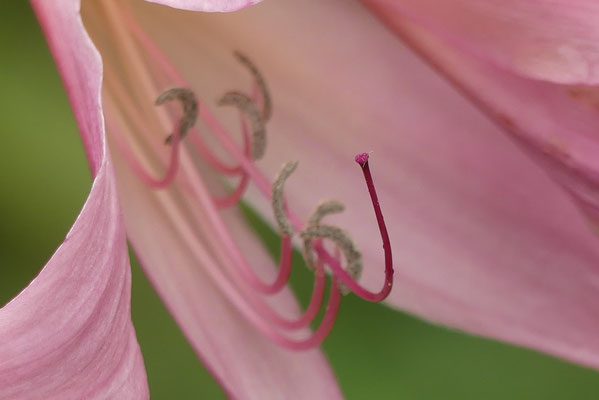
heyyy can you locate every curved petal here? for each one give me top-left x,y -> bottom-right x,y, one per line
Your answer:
127,0 -> 599,369
0,1 -> 148,398
32,0 -> 105,175
145,0 -> 261,12
360,0 -> 599,84
362,4 -> 599,232
0,162 -> 148,400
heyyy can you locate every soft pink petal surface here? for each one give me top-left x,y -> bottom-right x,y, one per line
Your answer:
0,162 -> 147,400
130,0 -> 599,369
357,0 -> 599,361
359,0 -> 599,84
146,0 -> 261,12
0,1 -> 148,398
362,1 -> 599,233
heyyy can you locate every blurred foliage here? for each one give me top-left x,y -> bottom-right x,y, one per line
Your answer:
1,2 -> 599,399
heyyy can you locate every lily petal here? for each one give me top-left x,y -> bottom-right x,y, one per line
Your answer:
0,1 -> 148,398
355,1 -> 599,366
145,0 -> 261,12
0,163 -> 148,399
360,0 -> 599,84
130,0 -> 599,369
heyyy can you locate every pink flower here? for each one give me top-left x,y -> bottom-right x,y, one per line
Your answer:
3,0 -> 599,398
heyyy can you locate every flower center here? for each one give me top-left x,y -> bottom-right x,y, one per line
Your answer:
97,1 -> 393,350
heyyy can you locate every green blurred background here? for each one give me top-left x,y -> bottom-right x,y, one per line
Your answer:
2,2 -> 599,399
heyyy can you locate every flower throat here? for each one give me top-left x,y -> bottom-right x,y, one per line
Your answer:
103,1 -> 394,351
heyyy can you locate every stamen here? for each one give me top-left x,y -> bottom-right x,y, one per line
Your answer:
218,91 -> 266,160
110,5 -> 394,349
234,51 -> 272,122
157,88 -> 198,145
303,200 -> 345,271
272,161 -> 298,237
300,225 -> 363,281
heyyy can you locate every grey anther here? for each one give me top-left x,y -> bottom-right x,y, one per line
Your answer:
271,161 -> 298,236
233,51 -> 272,122
218,91 -> 266,160
300,225 -> 363,284
156,88 -> 198,145
303,200 -> 346,270
308,200 -> 345,226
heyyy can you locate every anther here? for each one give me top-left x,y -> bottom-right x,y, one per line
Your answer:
218,91 -> 267,160
308,200 -> 345,226
272,161 -> 298,237
303,200 -> 345,270
233,51 -> 272,122
300,225 -> 363,283
156,88 -> 198,144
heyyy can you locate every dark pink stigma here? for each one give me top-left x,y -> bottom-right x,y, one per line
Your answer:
354,152 -> 369,166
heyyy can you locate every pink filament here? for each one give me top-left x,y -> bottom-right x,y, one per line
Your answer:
108,113 -> 181,190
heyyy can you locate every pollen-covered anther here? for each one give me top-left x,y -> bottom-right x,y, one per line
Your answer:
300,225 -> 363,285
218,91 -> 267,160
233,50 -> 272,122
303,200 -> 345,271
156,87 -> 198,144
271,161 -> 298,237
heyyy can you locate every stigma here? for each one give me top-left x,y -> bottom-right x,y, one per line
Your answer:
102,3 -> 394,351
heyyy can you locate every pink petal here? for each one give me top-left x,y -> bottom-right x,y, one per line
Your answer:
359,2 -> 599,365
0,1 -> 148,398
361,0 -> 599,84
132,0 -> 599,368
145,0 -> 261,12
0,162 -> 148,399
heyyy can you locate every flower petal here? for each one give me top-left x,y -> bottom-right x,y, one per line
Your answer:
362,0 -> 599,84
0,1 -> 149,398
131,0 -> 599,369
0,162 -> 148,399
145,0 -> 261,12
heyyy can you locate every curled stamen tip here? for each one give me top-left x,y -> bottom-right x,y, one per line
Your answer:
233,50 -> 247,62
355,152 -> 370,166
272,161 -> 299,236
218,91 -> 267,160
284,160 -> 299,173
155,88 -> 198,144
156,87 -> 193,105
